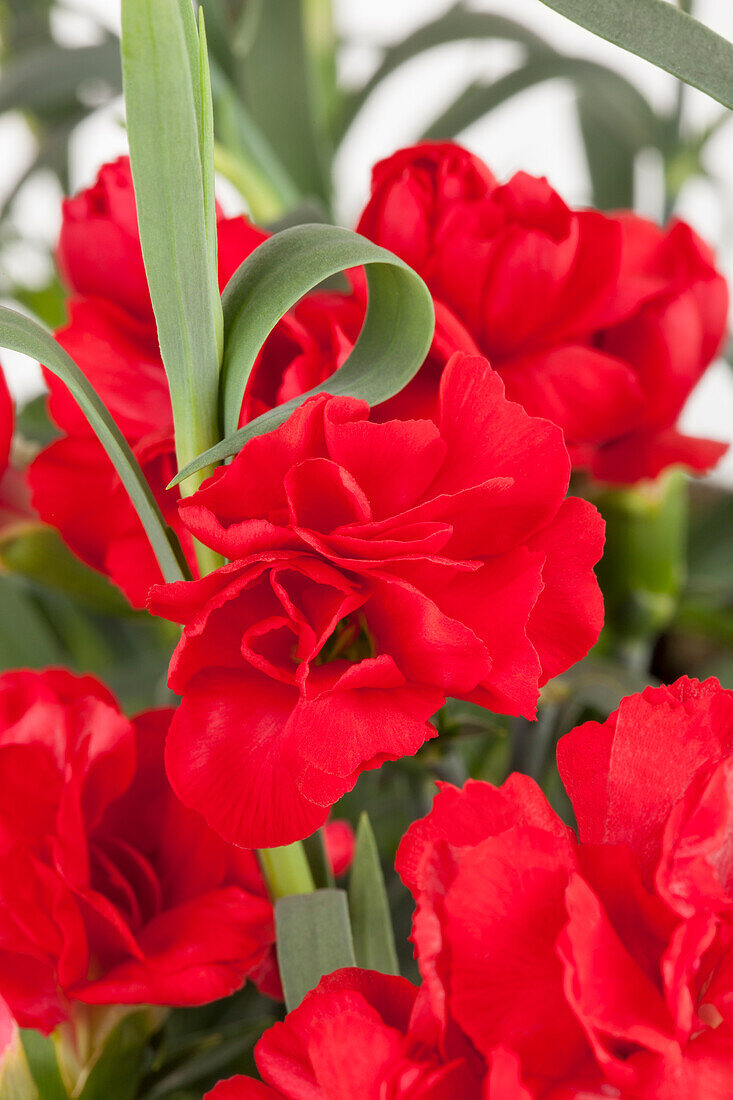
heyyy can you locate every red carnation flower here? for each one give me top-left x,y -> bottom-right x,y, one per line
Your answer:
205,968 -> 484,1100
28,158 -> 357,607
357,142 -> 729,484
0,668 -> 277,1034
148,352 -> 604,849
395,676 -> 733,1097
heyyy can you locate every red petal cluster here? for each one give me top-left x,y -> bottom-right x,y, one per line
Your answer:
0,367 -> 35,533
206,969 -> 485,1100
207,675 -> 733,1098
27,148 -> 728,610
357,142 -> 729,483
0,668 -> 277,1031
148,352 -> 603,848
27,158 -> 357,607
392,675 -> 733,1097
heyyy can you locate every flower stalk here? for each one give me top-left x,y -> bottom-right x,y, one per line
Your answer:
260,843 -> 317,899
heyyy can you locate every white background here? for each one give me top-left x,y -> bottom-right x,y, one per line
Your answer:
3,0 -> 733,481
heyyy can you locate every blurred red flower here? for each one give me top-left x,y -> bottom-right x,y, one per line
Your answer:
357,142 -> 729,485
28,159 -> 356,607
395,675 -> 733,1097
0,668 -> 277,1032
149,352 -> 604,848
0,367 -> 35,535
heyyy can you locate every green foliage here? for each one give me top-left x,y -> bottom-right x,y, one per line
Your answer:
1,1038 -> 40,1100
20,1032 -> 67,1100
538,0 -> 733,110
0,308 -> 187,584
349,814 -> 400,976
275,890 -> 356,1011
121,0 -> 223,489
171,223 -> 435,483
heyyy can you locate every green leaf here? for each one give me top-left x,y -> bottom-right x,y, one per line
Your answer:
210,60 -> 301,223
338,4 -> 549,137
348,813 -> 399,977
421,54 -> 660,147
0,40 -> 121,117
198,10 -> 219,331
20,1032 -> 67,1100
238,0 -> 333,205
171,224 -> 435,484
2,1029 -> 40,1100
275,889 -> 356,1011
121,0 -> 223,486
0,527 -> 134,615
0,307 -> 187,584
537,0 -> 733,110
77,1012 -> 154,1100
140,1024 -> 266,1100
302,829 -> 335,890
0,575 -> 67,669
577,88 -> 636,209
13,275 -> 67,331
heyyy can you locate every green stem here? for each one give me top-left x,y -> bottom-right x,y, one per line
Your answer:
593,471 -> 688,670
259,842 -> 317,899
302,0 -> 339,151
214,141 -> 292,224
173,423 -> 225,575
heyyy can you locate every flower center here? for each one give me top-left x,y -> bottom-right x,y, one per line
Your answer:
316,612 -> 376,665
89,835 -> 163,935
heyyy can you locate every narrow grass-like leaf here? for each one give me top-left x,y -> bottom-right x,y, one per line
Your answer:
0,308 -> 187,584
0,40 -> 121,116
2,1032 -> 40,1100
537,0 -> 733,110
421,55 -> 661,147
198,10 -> 223,362
20,1032 -> 66,1100
121,0 -> 223,486
171,224 -> 435,484
239,0 -> 332,205
77,1012 -> 153,1100
349,813 -> 399,976
276,889 -> 356,1011
338,5 -> 548,137
303,829 -> 335,890
0,577 -> 68,670
210,60 -> 301,222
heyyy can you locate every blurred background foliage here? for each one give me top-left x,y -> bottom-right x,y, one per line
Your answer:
0,3 -> 732,1090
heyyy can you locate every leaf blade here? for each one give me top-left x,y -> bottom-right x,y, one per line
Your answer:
0,308 -> 187,584
537,0 -> 733,110
349,813 -> 399,976
338,5 -> 549,136
121,0 -> 223,483
421,54 -> 660,146
275,889 -> 356,1012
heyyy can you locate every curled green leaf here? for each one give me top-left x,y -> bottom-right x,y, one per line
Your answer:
170,224 -> 435,486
